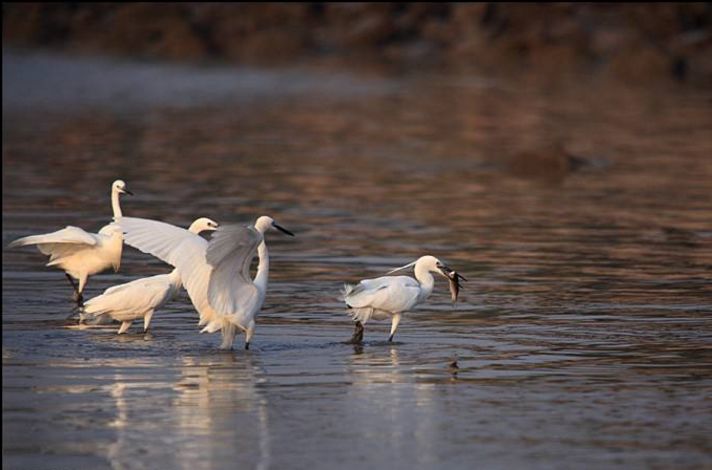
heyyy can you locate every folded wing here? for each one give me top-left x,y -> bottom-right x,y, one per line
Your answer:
344,275 -> 421,313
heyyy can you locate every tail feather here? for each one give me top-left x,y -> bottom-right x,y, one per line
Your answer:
200,320 -> 222,334
82,297 -> 109,317
342,283 -> 364,302
200,317 -> 240,350
350,307 -> 375,324
220,319 -> 238,350
79,300 -> 112,324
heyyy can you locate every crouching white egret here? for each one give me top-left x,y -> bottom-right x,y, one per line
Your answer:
81,217 -> 219,334
343,255 -> 466,343
8,179 -> 132,306
116,215 -> 294,350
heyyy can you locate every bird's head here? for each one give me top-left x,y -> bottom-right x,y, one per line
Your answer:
112,179 -> 133,196
189,217 -> 219,234
254,215 -> 294,237
387,255 -> 466,304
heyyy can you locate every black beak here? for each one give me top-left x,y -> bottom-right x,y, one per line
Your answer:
438,263 -> 453,277
452,272 -> 467,282
123,189 -> 134,196
273,222 -> 294,237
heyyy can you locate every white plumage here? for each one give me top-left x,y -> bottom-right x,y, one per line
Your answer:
81,217 -> 219,334
116,215 -> 293,349
343,255 -> 462,342
8,179 -> 132,305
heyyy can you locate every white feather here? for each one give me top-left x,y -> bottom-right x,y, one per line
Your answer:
205,224 -> 262,320
117,215 -> 285,349
7,180 -> 131,296
343,255 -> 447,341
83,272 -> 180,333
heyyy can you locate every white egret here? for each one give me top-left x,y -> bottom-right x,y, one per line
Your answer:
81,217 -> 219,334
342,255 -> 466,343
8,179 -> 132,306
116,215 -> 294,349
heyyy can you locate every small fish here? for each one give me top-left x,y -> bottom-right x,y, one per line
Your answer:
435,262 -> 466,304
445,269 -> 466,304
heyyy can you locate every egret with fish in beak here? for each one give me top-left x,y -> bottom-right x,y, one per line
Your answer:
342,255 -> 465,343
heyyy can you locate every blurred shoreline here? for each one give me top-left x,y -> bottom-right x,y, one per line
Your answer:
4,3 -> 712,84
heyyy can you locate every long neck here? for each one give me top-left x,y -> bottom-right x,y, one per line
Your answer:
414,262 -> 435,300
253,241 -> 269,293
111,188 -> 122,219
168,268 -> 182,287
187,222 -> 202,234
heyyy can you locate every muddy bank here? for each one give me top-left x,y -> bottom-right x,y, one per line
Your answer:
4,3 -> 712,83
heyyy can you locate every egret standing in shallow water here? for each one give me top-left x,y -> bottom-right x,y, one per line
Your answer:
81,217 -> 219,334
116,215 -> 294,349
343,255 -> 465,343
8,179 -> 132,306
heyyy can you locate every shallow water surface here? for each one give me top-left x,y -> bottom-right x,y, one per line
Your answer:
3,50 -> 712,469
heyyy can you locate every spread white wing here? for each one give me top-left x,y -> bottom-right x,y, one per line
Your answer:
117,216 -> 213,319
9,226 -> 97,249
117,217 -> 201,267
205,224 -> 262,318
117,217 -> 263,330
8,226 -> 99,263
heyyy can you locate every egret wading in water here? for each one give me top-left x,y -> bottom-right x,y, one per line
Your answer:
342,255 -> 466,343
81,218 -> 219,334
117,215 -> 294,350
8,179 -> 132,307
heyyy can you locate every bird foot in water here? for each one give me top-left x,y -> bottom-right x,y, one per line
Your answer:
65,311 -> 81,322
66,303 -> 85,322
346,321 -> 364,344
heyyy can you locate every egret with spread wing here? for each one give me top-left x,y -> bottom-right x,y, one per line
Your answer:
8,179 -> 133,306
82,217 -> 219,334
343,255 -> 465,343
117,215 -> 294,349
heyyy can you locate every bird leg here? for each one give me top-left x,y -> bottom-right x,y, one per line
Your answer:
65,273 -> 78,291
388,313 -> 402,342
143,311 -> 154,332
66,302 -> 85,321
244,320 -> 255,350
348,321 -> 364,344
118,321 -> 132,334
65,274 -> 83,306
